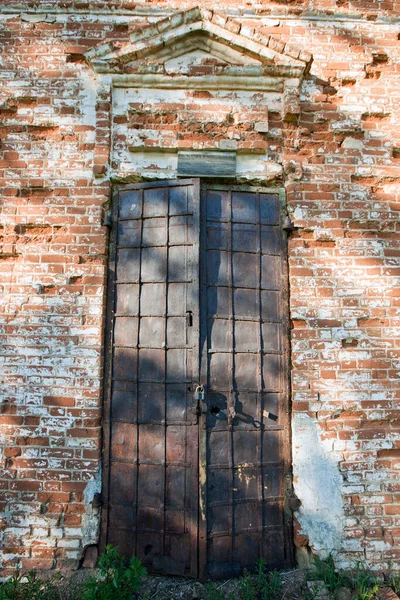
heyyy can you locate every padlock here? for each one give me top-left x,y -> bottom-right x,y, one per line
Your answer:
194,385 -> 205,402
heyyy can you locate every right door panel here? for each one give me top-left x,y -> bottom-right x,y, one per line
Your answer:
200,186 -> 292,579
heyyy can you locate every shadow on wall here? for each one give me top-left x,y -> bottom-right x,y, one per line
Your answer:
285,22 -> 400,571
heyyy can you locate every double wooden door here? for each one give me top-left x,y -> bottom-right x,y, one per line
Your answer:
101,180 -> 293,579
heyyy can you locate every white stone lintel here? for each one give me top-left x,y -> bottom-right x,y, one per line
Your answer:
111,73 -> 286,92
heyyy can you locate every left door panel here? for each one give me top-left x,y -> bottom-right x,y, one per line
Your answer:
102,180 -> 200,577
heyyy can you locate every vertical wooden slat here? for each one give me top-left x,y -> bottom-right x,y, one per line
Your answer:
162,186 -> 169,558
256,192 -> 265,556
133,187 -> 144,556
198,184 -> 208,580
279,195 -> 295,567
228,191 -> 235,566
190,179 -> 201,578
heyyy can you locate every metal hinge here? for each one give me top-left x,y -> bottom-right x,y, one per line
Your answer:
102,209 -> 113,227
282,216 -> 296,232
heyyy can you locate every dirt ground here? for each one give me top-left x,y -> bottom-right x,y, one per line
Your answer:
54,567 -> 308,600
139,568 -> 307,599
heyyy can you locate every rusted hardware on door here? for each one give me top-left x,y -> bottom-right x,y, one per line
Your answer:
228,391 -> 236,423
284,472 -> 300,515
194,384 -> 206,420
186,310 -> 193,327
102,207 -> 113,227
282,215 -> 296,232
288,495 -> 301,511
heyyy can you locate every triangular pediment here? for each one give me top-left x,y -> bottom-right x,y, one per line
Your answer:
125,32 -> 263,75
85,7 -> 312,78
165,48 -> 230,69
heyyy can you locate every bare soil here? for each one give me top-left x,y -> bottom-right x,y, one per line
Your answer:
52,567 -> 309,600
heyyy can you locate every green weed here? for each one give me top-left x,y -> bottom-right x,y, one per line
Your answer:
239,560 -> 281,600
308,555 -> 349,592
80,544 -> 146,600
239,571 -> 255,600
305,581 -> 326,600
308,555 -> 383,600
204,582 -> 228,600
388,573 -> 400,596
350,564 -> 380,600
0,571 -> 60,600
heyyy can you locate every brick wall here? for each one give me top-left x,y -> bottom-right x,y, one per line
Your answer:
0,0 -> 399,575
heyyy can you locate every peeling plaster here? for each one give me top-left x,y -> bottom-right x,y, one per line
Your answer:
293,413 -> 344,558
342,137 -> 364,150
78,73 -> 98,140
82,468 -> 102,549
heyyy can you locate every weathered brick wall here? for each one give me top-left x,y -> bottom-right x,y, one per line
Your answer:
0,0 -> 399,575
0,9 -> 110,572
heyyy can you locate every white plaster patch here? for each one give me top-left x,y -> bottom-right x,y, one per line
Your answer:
82,468 -> 102,548
341,137 -> 364,150
292,206 -> 304,221
115,150 -> 177,180
78,73 -> 98,143
293,413 -> 344,558
236,154 -> 282,181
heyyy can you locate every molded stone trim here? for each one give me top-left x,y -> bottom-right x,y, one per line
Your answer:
84,6 -> 312,78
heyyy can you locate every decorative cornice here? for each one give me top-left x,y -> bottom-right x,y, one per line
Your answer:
84,6 -> 313,79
